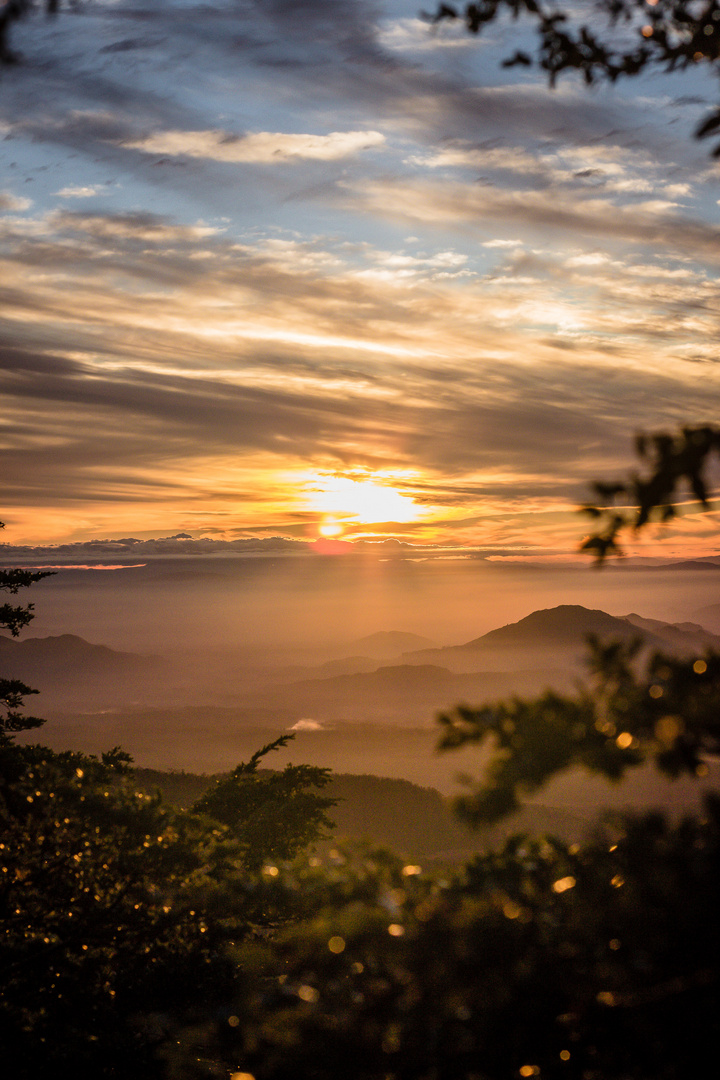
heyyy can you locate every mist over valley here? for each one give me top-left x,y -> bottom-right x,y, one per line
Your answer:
5,553 -> 719,823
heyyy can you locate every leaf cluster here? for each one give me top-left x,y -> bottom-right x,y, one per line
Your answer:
430,0 -> 720,152
193,735 -> 337,871
437,634 -> 718,824
0,731 -> 343,1077
580,425 -> 720,561
1,523 -> 54,737
0,739 -> 249,1075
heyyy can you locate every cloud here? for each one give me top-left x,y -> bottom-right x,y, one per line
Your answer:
55,186 -> 99,198
3,200 -> 719,548
344,176 -> 720,262
482,239 -> 524,249
0,193 -> 32,212
124,128 -> 386,163
0,535 -> 309,561
2,0 -> 720,552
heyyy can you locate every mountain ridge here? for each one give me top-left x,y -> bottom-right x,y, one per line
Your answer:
6,604 -> 720,717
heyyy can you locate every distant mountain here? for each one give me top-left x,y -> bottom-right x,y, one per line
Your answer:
0,633 -> 157,708
253,663 -> 573,724
307,631 -> 440,678
398,606 -> 635,671
318,656 -> 382,677
0,633 -> 150,672
691,603 -> 720,635
622,614 -> 720,654
346,631 -> 438,657
10,605 -> 718,727
656,559 -> 720,570
132,766 -> 587,858
399,605 -> 717,673
463,605 -> 634,648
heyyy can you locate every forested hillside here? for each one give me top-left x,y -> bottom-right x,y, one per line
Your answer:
133,766 -> 587,858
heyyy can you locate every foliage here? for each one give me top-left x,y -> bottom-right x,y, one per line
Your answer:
579,425 -> 720,561
193,735 -> 337,871
166,629 -> 720,1079
1,521 -> 54,736
143,766 -> 477,861
431,0 -> 720,152
0,730 -> 342,1077
437,634 -> 719,824
0,529 -> 340,1074
0,542 -> 338,1075
0,740 -> 240,1076
171,805 -> 720,1080
169,621 -> 720,1078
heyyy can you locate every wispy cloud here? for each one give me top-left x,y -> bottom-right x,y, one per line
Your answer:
125,128 -> 386,163
2,193 -> 719,547
55,186 -> 99,198
344,176 -> 720,262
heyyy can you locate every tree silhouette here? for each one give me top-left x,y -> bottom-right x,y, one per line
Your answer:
0,521 -> 54,737
438,633 -> 720,823
194,734 -> 337,871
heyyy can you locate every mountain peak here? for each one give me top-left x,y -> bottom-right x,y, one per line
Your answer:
348,631 -> 438,657
464,605 -> 629,648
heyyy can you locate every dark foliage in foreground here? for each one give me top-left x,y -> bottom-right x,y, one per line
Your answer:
438,633 -> 720,823
197,805 -> 720,1080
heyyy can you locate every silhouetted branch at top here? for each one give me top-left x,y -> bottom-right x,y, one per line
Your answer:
580,425 -> 720,562
430,0 -> 720,154
0,0 -> 61,64
6,0 -> 720,152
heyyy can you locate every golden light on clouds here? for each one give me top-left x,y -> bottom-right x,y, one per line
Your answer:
5,1 -> 720,559
126,128 -> 386,163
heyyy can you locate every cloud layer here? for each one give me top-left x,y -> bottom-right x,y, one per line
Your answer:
1,1 -> 719,556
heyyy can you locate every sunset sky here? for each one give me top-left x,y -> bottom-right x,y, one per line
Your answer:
2,0 -> 720,558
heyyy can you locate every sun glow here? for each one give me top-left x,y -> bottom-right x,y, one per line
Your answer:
319,520 -> 344,537
306,475 -> 426,527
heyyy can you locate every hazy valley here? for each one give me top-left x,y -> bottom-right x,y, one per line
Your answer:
4,555 -> 720,835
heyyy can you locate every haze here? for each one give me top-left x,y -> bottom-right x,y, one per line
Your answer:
23,555 -> 720,652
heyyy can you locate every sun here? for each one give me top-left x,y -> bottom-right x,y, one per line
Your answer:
318,520 -> 343,537
306,474 -> 425,528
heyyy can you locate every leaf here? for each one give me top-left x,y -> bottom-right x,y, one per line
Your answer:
696,108 -> 720,139
502,50 -> 532,67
